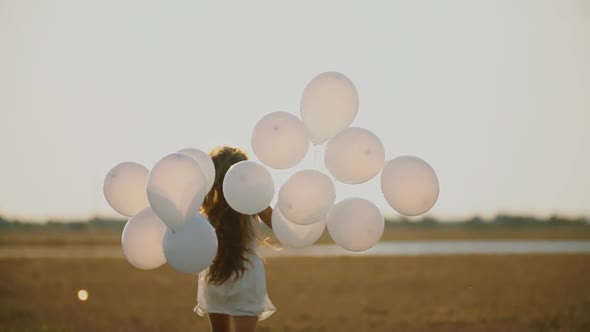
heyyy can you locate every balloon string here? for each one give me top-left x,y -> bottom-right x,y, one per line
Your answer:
314,145 -> 318,169
313,143 -> 326,171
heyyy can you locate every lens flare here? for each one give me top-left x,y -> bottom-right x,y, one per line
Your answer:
77,289 -> 89,301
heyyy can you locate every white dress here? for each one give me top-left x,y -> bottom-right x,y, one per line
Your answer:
194,217 -> 276,320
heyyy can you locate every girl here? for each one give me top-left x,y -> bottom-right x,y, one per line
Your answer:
195,146 -> 276,332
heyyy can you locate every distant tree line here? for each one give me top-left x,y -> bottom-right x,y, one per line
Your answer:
386,214 -> 590,228
0,216 -> 126,232
0,213 -> 588,232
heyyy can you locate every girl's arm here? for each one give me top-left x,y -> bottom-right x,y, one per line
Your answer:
257,206 -> 273,229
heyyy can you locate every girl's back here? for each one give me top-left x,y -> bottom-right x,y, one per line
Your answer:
195,146 -> 276,331
195,216 -> 275,321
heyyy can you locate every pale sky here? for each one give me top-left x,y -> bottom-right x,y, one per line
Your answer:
1,0 -> 589,221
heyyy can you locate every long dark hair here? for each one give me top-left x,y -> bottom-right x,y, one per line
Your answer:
201,146 -> 255,285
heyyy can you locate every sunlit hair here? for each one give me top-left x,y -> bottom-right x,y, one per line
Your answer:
201,146 -> 255,285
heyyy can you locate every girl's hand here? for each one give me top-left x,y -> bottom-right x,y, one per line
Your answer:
257,206 -> 273,229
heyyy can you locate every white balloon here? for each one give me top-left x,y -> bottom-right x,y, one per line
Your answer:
251,112 -> 310,169
121,207 -> 167,270
147,153 -> 207,230
223,161 -> 275,215
178,148 -> 216,193
163,215 -> 218,274
300,72 -> 359,145
271,205 -> 325,248
325,127 -> 385,184
278,170 -> 335,225
381,156 -> 439,216
327,198 -> 384,252
103,162 -> 149,217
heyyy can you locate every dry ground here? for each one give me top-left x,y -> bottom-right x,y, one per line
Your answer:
0,255 -> 589,332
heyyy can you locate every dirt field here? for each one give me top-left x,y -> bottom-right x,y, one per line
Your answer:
0,255 -> 589,332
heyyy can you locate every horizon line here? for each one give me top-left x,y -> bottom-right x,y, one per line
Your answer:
2,210 -> 589,224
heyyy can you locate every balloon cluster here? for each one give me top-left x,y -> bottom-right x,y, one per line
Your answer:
104,149 -> 219,274
104,71 -> 439,274
251,72 -> 439,252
